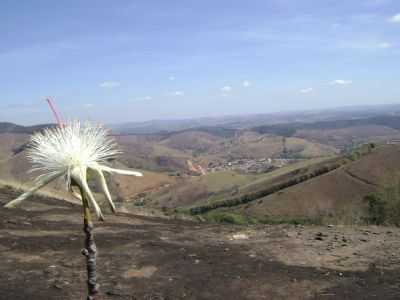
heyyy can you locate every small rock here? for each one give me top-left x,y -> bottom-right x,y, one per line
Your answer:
315,232 -> 326,240
232,233 -> 249,240
53,284 -> 63,290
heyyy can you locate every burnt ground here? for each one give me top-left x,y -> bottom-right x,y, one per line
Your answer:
0,186 -> 400,300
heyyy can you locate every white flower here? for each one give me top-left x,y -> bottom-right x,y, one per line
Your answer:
4,121 -> 142,220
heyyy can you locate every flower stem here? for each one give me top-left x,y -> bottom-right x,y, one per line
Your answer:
78,185 -> 100,300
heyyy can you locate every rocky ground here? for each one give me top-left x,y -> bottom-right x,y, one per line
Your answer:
0,185 -> 400,300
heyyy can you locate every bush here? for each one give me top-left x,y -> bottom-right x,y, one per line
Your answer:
203,212 -> 258,225
364,193 -> 386,225
260,216 -> 318,225
364,185 -> 400,226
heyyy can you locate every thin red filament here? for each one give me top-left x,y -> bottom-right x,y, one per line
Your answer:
46,98 -> 64,128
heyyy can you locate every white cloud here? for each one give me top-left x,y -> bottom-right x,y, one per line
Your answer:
173,91 -> 184,96
136,96 -> 152,101
221,86 -> 232,92
339,40 -> 394,50
242,80 -> 251,87
84,103 -> 93,108
378,42 -> 392,48
99,81 -> 121,88
330,80 -> 353,86
300,88 -> 314,94
168,76 -> 176,81
389,14 -> 400,23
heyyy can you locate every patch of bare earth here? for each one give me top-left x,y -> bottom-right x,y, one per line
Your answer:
0,186 -> 399,299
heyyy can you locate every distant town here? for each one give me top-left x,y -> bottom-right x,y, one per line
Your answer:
206,158 -> 302,174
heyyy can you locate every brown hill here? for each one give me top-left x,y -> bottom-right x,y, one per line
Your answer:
108,129 -> 338,174
295,125 -> 400,150
207,145 -> 400,224
0,133 -> 178,206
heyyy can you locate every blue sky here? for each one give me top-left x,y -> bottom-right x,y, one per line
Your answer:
1,0 -> 400,124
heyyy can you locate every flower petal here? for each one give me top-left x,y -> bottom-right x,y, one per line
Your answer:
4,172 -> 64,208
69,186 -> 82,201
71,166 -> 104,221
98,165 -> 143,177
90,166 -> 116,213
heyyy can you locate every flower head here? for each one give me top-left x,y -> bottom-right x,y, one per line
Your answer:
5,121 -> 143,220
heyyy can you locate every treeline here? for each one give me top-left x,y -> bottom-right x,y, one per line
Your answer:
190,159 -> 348,215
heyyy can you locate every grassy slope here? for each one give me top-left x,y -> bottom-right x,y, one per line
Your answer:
147,156 -> 337,211
212,145 -> 400,224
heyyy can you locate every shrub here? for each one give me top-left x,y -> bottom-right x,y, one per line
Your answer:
364,184 -> 400,226
203,212 -> 258,225
364,193 -> 386,225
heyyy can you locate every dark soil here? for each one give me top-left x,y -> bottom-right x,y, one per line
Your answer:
0,186 -> 399,300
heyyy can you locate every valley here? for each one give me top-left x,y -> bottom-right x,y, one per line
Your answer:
2,107 -> 400,299
2,109 -> 400,227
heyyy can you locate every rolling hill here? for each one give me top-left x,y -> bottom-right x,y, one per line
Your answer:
186,145 -> 400,225
3,111 -> 400,226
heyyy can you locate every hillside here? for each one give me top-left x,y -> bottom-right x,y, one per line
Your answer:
253,116 -> 400,150
110,104 -> 400,134
0,122 -> 53,134
3,114 -> 400,224
112,129 -> 338,173
191,145 -> 400,225
0,133 -> 178,208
